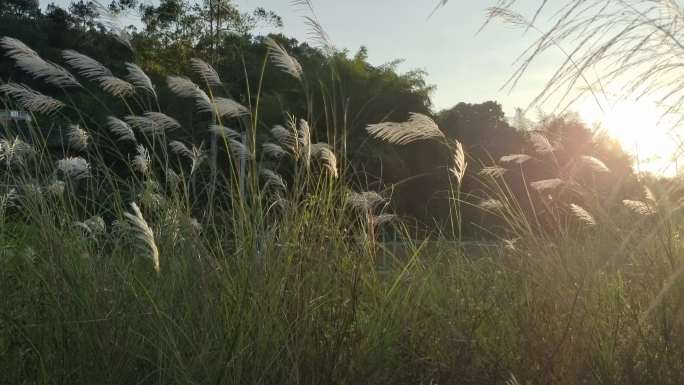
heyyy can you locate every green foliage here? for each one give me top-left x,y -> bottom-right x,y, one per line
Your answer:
1,4 -> 683,385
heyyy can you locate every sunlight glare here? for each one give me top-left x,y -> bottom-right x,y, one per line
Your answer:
577,97 -> 681,176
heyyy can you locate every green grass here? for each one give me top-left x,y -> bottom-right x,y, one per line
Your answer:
1,35 -> 684,385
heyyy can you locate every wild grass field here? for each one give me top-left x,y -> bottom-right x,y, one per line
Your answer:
1,1 -> 684,384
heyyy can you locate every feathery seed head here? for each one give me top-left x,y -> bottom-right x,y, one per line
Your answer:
623,199 -> 656,216
209,124 -> 241,139
479,166 -> 507,178
580,155 -> 610,173
349,191 -> 384,212
62,49 -> 112,80
198,97 -> 249,118
271,124 -> 297,152
449,140 -> 467,183
0,82 -> 64,114
47,180 -> 65,195
132,145 -> 151,174
262,142 -> 287,159
531,132 -> 555,153
479,198 -> 504,211
106,116 -> 136,142
67,124 -> 90,151
56,157 -> 91,180
530,178 -> 563,191
366,113 -> 444,145
125,63 -> 156,96
190,58 -> 222,86
570,203 -> 597,226
265,36 -> 303,80
0,137 -> 34,168
99,76 -> 135,97
124,202 -> 160,274
500,154 -> 532,164
312,143 -> 338,178
1,36 -> 38,58
260,168 -> 287,191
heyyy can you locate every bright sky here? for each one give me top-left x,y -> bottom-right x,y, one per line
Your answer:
236,0 -> 551,113
45,0 -> 552,113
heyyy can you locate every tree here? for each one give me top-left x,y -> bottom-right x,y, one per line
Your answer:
0,0 -> 39,18
68,0 -> 99,31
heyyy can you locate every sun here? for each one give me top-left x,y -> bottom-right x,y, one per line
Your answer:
576,97 -> 681,176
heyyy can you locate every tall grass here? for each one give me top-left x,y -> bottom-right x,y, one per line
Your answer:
0,32 -> 683,385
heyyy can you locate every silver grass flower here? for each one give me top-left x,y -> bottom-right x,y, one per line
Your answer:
500,154 -> 532,164
0,137 -> 34,167
570,203 -> 596,226
132,145 -> 150,174
228,138 -> 252,162
145,112 -> 180,132
124,202 -> 160,274
169,140 -> 192,158
125,113 -> 178,135
190,58 -> 222,87
479,198 -> 504,211
449,141 -> 467,184
530,133 -> 555,153
189,218 -> 201,232
1,37 -> 80,87
312,143 -> 338,178
580,156 -> 610,173
0,36 -> 37,58
124,115 -> 155,134
623,200 -> 656,216
99,76 -> 134,97
56,157 -> 90,180
290,1 -> 335,54
74,215 -> 106,235
167,76 -> 201,98
67,124 -> 90,151
209,124 -> 241,139
12,53 -> 81,88
486,6 -> 529,27
479,166 -> 507,178
260,168 -> 287,191
47,180 -> 65,195
198,97 -> 249,118
125,63 -> 156,96
262,142 -> 287,159
503,238 -> 518,251
271,124 -> 297,152
530,178 -> 563,191
349,191 -> 384,212
106,116 -> 136,142
373,214 -> 396,226
265,37 -> 303,80
298,118 -> 312,165
366,113 -> 444,145
62,49 -> 112,80
0,82 -> 64,114
169,141 -> 206,174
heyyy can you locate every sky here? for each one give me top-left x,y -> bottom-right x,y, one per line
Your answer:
235,0 -> 552,114
44,0 -> 555,115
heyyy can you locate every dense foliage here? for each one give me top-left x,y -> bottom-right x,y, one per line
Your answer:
1,2 -> 683,385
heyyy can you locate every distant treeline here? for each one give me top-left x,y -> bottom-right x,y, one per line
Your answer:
0,0 -> 641,237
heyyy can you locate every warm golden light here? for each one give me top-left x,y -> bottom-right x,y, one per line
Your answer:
577,97 -> 681,176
